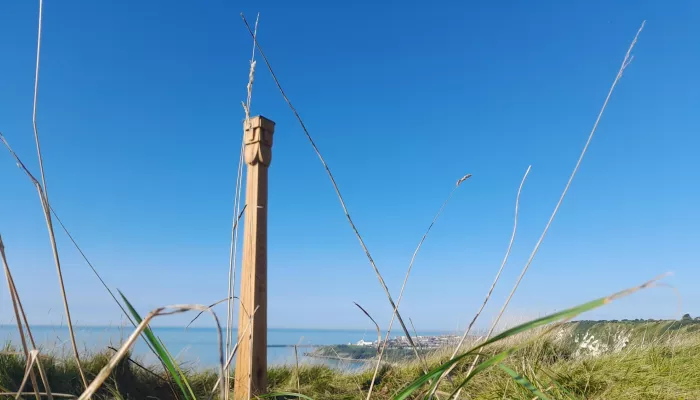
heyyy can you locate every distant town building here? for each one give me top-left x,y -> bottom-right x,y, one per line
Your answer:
353,334 -> 461,350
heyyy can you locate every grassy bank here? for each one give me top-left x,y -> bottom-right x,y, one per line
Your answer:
2,320 -> 699,399
310,344 -> 428,362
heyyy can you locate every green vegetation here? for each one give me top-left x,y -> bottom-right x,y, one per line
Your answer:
2,320 -> 700,399
0,346 -> 218,399
313,319 -> 700,364
311,344 -> 423,361
119,291 -> 196,400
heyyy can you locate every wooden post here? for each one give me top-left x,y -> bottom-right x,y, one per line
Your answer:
234,115 -> 275,400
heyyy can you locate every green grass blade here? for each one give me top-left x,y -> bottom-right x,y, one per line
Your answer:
474,297 -> 607,353
118,290 -> 191,400
392,355 -> 468,400
499,364 -> 552,400
447,298 -> 608,396
446,348 -> 515,398
393,278 -> 662,400
159,336 -> 196,400
394,299 -> 605,400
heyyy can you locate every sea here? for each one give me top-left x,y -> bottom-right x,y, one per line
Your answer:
0,325 -> 450,370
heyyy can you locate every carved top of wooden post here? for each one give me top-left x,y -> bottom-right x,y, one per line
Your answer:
244,115 -> 275,166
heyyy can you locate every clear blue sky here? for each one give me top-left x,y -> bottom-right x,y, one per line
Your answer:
0,0 -> 698,331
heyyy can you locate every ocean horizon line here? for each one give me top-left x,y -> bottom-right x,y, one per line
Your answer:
0,324 -> 455,334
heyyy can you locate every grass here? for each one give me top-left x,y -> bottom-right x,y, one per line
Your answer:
2,321 -> 699,399
0,346 -> 217,399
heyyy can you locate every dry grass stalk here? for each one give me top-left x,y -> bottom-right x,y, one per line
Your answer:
0,236 -> 45,400
209,305 -> 260,398
30,350 -> 53,400
242,12 -> 260,122
240,10 -> 422,381
366,174 -> 471,399
188,295 -> 240,329
453,166 -> 530,357
426,166 -> 531,396
294,344 -> 301,395
409,317 -> 427,356
353,302 -> 382,354
78,303 -> 226,400
459,166 -> 530,350
31,0 -> 47,195
0,131 -> 86,388
0,132 -> 136,329
0,133 -> 127,323
4,247 -> 57,400
225,203 -> 248,364
226,120 -> 246,359
449,21 -> 647,399
226,13 -> 260,396
10,285 -> 54,400
13,350 -> 42,400
26,0 -> 88,389
0,134 -> 176,385
241,14 -> 471,396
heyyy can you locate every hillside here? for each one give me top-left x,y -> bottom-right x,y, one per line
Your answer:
312,318 -> 700,362
3,318 -> 700,399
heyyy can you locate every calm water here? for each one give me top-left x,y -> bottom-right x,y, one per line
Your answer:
0,325 -> 449,369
